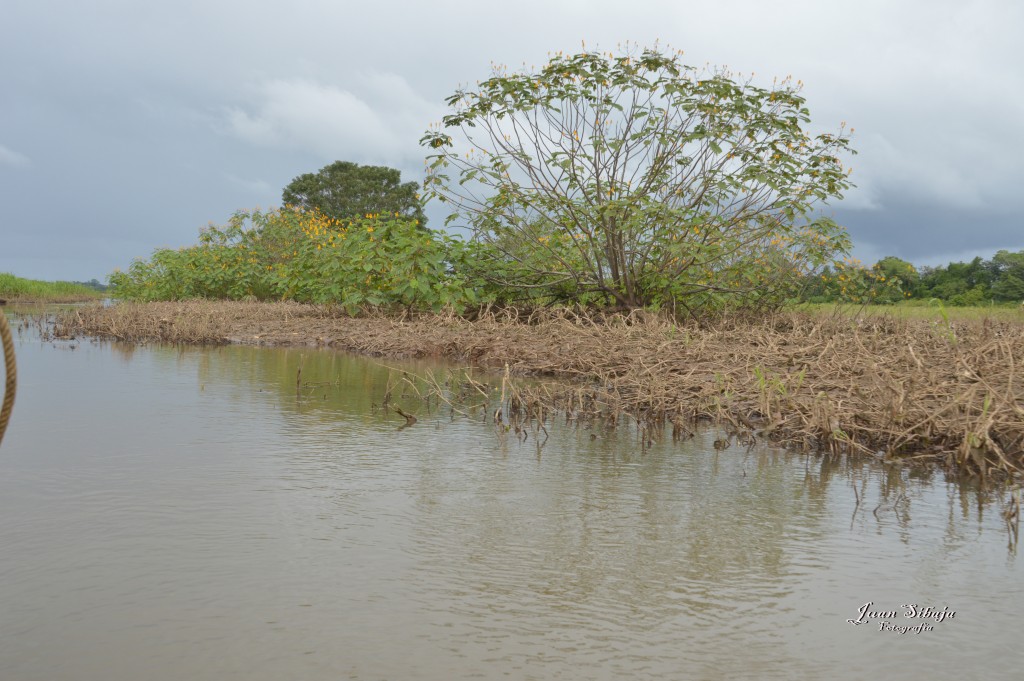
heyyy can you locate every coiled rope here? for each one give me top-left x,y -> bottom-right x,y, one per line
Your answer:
0,311 -> 15,447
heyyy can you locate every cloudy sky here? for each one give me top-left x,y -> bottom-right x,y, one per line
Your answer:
1,0 -> 1020,282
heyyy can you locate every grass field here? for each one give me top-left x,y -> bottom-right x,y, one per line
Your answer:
794,301 -> 1024,322
0,273 -> 105,303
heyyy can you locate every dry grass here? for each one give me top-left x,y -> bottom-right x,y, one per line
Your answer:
52,300 -> 1024,478
50,300 -> 329,344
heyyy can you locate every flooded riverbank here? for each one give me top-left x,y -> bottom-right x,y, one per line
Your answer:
53,300 -> 1024,477
2,309 -> 1022,680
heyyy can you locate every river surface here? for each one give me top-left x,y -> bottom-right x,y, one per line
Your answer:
1,309 -> 1021,680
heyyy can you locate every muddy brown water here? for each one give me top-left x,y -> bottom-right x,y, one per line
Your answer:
1,309 -> 1021,680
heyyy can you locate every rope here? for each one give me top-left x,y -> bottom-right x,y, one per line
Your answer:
0,311 -> 15,447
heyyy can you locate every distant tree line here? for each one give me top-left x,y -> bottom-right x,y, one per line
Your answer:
802,250 -> 1024,305
74,279 -> 108,292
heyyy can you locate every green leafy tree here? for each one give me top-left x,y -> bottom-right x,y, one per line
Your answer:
873,256 -> 918,287
990,250 -> 1024,302
282,161 -> 427,227
802,258 -> 900,304
918,256 -> 992,303
950,285 -> 990,306
421,45 -> 854,311
871,256 -> 917,303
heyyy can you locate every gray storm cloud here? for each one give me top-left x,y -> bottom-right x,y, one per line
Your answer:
0,0 -> 1020,280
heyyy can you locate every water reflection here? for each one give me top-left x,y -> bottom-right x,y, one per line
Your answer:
0,314 -> 1019,680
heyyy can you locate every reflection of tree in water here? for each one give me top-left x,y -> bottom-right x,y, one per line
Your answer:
675,448 -> 827,599
189,342 -> 452,430
168,340 -> 1011,568
409,435 -> 1012,622
109,340 -> 137,363
811,451 -> 1002,554
124,339 -> 1019,676
162,339 -> 1014,599
407,437 -> 836,613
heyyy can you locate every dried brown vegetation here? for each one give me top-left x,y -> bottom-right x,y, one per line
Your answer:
53,300 -> 1024,477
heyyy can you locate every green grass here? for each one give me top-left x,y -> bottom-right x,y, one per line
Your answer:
0,272 -> 105,303
793,301 -> 1024,322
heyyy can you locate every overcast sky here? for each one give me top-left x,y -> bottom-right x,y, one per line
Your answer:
1,0 -> 1021,281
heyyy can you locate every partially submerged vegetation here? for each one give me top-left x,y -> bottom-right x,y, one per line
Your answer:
0,273 -> 104,303
52,300 -> 1024,479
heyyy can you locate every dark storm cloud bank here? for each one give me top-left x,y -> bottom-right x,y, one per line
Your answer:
834,199 -> 1022,266
3,0 -> 1019,282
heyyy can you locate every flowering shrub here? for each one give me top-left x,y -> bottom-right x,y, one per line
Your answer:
109,208 -> 479,313
803,257 -> 906,304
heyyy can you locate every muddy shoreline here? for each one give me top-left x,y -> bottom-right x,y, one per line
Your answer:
51,300 -> 1024,478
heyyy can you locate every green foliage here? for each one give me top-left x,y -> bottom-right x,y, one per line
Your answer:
109,209 -> 477,313
421,45 -> 855,311
802,257 -> 905,304
917,256 -> 991,301
801,250 -> 1024,307
949,285 -> 989,307
0,272 -> 104,302
870,257 -> 918,303
866,250 -> 1024,306
282,161 -> 427,227
989,250 -> 1024,302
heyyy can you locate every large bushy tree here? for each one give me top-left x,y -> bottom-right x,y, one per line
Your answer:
421,46 -> 855,310
872,256 -> 918,303
282,161 -> 427,227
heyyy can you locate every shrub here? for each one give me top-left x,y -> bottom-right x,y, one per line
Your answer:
109,208 -> 479,313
